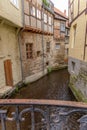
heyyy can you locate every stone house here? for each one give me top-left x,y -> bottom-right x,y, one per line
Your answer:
68,0 -> 87,101
0,0 -> 23,96
20,0 -> 54,83
53,7 -> 69,66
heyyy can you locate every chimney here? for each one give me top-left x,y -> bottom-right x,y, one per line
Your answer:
64,10 -> 66,15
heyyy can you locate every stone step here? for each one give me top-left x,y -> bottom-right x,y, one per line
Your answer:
0,86 -> 12,97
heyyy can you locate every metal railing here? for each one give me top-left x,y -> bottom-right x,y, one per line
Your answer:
0,99 -> 87,130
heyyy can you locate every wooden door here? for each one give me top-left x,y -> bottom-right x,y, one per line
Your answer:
4,59 -> 13,86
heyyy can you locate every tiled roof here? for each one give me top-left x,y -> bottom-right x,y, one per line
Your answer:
54,7 -> 68,19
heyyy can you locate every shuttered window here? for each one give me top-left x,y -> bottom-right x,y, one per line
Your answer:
26,43 -> 33,59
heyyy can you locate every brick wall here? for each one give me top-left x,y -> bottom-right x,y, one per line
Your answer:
21,31 -> 54,80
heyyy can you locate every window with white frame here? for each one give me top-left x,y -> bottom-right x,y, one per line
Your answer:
31,6 -> 36,16
10,0 -> 19,8
37,9 -> 41,19
44,13 -> 47,23
49,17 -> 52,25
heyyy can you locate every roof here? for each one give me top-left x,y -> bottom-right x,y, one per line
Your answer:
54,7 -> 68,19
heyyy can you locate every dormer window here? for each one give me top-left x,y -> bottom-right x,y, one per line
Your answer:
10,0 -> 19,8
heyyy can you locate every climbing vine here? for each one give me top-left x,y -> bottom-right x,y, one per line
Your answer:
42,0 -> 50,7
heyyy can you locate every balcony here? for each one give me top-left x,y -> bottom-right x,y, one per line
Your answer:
0,99 -> 87,130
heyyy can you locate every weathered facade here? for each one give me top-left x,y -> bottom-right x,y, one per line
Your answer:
68,0 -> 87,101
53,8 -> 69,66
21,0 -> 54,83
0,0 -> 23,95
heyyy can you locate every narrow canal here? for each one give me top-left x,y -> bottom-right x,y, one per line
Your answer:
2,69 -> 85,130
12,69 -> 75,100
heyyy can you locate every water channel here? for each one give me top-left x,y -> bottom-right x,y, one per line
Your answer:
1,69 -> 86,130
12,69 -> 74,100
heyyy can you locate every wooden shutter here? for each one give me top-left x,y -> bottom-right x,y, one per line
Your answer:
4,59 -> 13,86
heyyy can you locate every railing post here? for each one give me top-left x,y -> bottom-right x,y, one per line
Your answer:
31,105 -> 35,130
78,115 -> 87,130
46,106 -> 50,130
15,106 -> 21,130
0,110 -> 7,130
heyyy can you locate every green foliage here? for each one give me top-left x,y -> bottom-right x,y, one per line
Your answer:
47,67 -> 52,73
15,86 -> 19,93
69,82 -> 87,102
42,0 -> 50,7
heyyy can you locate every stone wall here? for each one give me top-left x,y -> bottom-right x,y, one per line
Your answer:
68,57 -> 87,102
21,31 -> 54,82
53,39 -> 65,66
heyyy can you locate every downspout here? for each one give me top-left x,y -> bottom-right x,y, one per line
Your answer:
18,0 -> 25,82
41,5 -> 45,75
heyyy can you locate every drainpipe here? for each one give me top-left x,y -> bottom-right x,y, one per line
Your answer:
17,0 -> 25,82
18,29 -> 24,82
41,6 -> 45,75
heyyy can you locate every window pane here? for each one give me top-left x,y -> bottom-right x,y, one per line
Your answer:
26,43 -> 33,59
55,43 -> 60,49
44,14 -> 47,23
49,17 -> 52,25
31,6 -> 35,16
60,23 -> 65,32
37,9 -> 41,19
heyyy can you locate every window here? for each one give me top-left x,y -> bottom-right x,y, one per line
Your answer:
73,25 -> 77,45
72,24 -> 77,48
10,0 -> 19,8
46,42 -> 50,52
55,43 -> 60,49
60,23 -> 65,32
26,43 -> 33,59
37,51 -> 41,57
49,17 -> 52,25
31,6 -> 36,16
37,9 -> 41,19
44,14 -> 47,23
72,61 -> 75,72
71,5 -> 74,21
